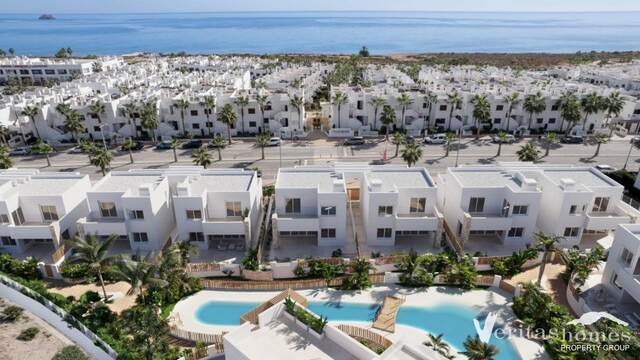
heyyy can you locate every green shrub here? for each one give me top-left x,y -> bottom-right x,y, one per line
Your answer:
52,346 -> 90,360
490,248 -> 539,278
2,305 -> 24,322
60,261 -> 91,280
293,264 -> 306,278
16,327 -> 39,341
0,254 -> 41,280
331,248 -> 343,258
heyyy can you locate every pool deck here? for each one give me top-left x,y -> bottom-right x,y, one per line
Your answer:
171,286 -> 548,360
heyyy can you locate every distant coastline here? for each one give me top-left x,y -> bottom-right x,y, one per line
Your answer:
38,14 -> 55,20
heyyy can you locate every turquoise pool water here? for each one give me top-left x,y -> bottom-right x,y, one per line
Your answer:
194,300 -> 520,359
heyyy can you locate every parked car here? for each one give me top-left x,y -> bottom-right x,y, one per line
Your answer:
631,136 -> 640,144
122,141 -> 144,151
268,137 -> 282,146
405,135 -> 416,144
561,135 -> 583,144
69,146 -> 85,154
207,139 -> 227,148
181,140 -> 203,149
10,147 -> 31,156
492,134 -> 517,144
155,141 -> 173,150
596,164 -> 617,173
343,136 -> 365,146
424,134 -> 447,144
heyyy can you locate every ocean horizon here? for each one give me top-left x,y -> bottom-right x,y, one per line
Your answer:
2,11 -> 640,55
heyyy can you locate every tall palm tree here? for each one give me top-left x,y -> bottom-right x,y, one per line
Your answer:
191,147 -> 212,168
122,137 -> 135,164
122,102 -> 140,139
21,105 -> 41,138
461,335 -> 499,360
379,105 -> 396,140
234,95 -> 249,135
504,92 -> 521,132
543,132 -> 558,157
557,91 -> 581,134
255,132 -> 270,160
115,254 -> 167,304
581,91 -> 605,133
423,93 -> 438,134
289,94 -> 304,131
369,96 -> 386,131
523,92 -> 546,130
391,132 -> 405,157
31,140 -> 54,167
55,103 -> 71,118
423,333 -> 452,359
210,134 -> 226,161
495,131 -> 508,157
400,143 -> 423,167
535,232 -> 563,285
63,110 -> 85,144
0,125 -> 9,145
593,133 -> 609,157
397,93 -> 413,129
332,92 -> 348,128
174,98 -> 190,137
256,94 -> 269,130
199,95 -> 216,136
88,100 -> 106,124
218,104 -> 237,144
446,91 -> 462,131
89,146 -> 113,176
471,94 -> 491,138
0,145 -> 13,169
170,138 -> 179,162
445,132 -> 456,157
65,234 -> 119,300
603,91 -> 626,136
140,101 -> 158,142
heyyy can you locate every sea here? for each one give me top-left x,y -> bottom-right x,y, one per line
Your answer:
1,11 -> 640,55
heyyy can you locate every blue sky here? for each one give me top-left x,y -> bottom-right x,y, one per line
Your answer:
5,0 -> 640,13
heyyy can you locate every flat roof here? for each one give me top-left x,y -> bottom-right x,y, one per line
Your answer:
276,169 -> 338,192
187,173 -> 254,194
93,174 -> 164,193
543,169 -> 615,188
368,169 -> 434,191
15,176 -> 83,196
451,169 -> 522,188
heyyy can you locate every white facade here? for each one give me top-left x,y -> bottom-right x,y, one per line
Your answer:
601,224 -> 640,307
0,56 -> 123,85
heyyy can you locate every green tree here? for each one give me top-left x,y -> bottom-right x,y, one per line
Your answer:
503,92 -> 521,132
63,110 -> 86,144
516,143 -> 539,162
400,143 -> 423,167
255,132 -> 270,160
21,105 -> 41,138
424,333 -> 453,359
341,257 -> 373,290
89,146 -> 113,176
174,99 -> 190,137
397,93 -> 413,129
524,92 -> 546,130
461,336 -> 499,360
234,95 -> 249,135
495,131 -> 508,157
543,132 -> 558,157
88,100 -> 106,124
199,95 -> 215,136
115,254 -> 167,304
0,125 -> 8,145
580,91 -> 605,132
122,137 -> 135,164
191,147 -> 212,168
557,91 -> 581,134
593,133 -> 609,157
369,96 -> 386,131
140,100 -> 158,142
379,105 -> 396,140
423,93 -> 438,133
256,94 -> 269,130
210,134 -> 226,161
471,94 -> 491,138
218,104 -> 237,144
535,232 -> 563,285
31,140 -> 54,167
391,132 -> 405,157
122,102 -> 140,139
332,92 -> 348,128
446,91 -> 462,131
0,144 -> 13,169
604,91 -> 626,136
170,138 -> 179,162
290,94 -> 304,131
445,132 -> 456,157
65,234 -> 119,300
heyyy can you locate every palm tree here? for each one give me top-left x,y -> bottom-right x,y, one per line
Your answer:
88,100 -> 106,124
31,140 -> 54,167
445,132 -> 456,157
332,92 -> 348,128
495,131 -> 508,157
122,137 -> 135,164
199,95 -> 216,136
63,110 -> 85,144
471,94 -> 491,138
191,147 -> 212,168
122,102 -> 140,138
503,93 -> 521,132
397,93 -> 413,129
289,94 -> 304,131
461,335 -> 499,360
255,132 -> 270,160
391,132 -> 405,158
210,134 -> 226,161
581,91 -> 605,133
65,234 -> 119,300
535,232 -> 563,285
0,144 -> 14,169
21,105 -> 41,138
170,138 -> 179,162
140,100 -> 158,142
423,93 -> 438,134
55,103 -> 71,118
524,92 -> 546,130
401,143 -> 422,167
256,94 -> 269,130
115,254 -> 167,304
234,95 -> 249,135
424,333 -> 452,359
379,105 -> 396,140
593,133 -> 609,157
604,91 -> 626,136
543,132 -> 558,157
218,104 -> 237,144
0,125 -> 9,145
174,99 -> 190,137
557,91 -> 581,134
446,91 -> 462,131
369,96 -> 386,131
516,143 -> 539,162
89,146 -> 113,176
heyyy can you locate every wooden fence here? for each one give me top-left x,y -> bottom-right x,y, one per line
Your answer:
242,269 -> 274,281
373,255 -> 405,266
169,326 -> 225,352
186,262 -> 221,273
498,280 -> 517,295
475,275 -> 496,286
51,244 -> 67,263
336,324 -> 393,349
200,273 -> 385,291
240,288 -> 308,325
297,257 -> 347,267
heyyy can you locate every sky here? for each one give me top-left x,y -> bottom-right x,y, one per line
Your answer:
4,0 -> 640,14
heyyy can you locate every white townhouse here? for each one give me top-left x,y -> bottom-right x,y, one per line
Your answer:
171,168 -> 263,251
0,169 -> 91,258
272,164 -> 441,255
77,170 -> 176,252
0,56 -> 123,85
601,224 -> 640,309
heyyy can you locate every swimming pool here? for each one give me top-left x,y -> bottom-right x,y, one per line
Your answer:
194,300 -> 520,359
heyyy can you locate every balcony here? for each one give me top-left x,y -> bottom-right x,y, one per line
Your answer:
585,207 -> 632,230
203,216 -> 245,234
8,221 -> 58,241
465,212 -> 513,231
273,213 -> 319,232
78,216 -> 127,236
395,213 -> 438,231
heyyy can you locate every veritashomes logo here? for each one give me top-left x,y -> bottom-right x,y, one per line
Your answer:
473,312 -> 498,343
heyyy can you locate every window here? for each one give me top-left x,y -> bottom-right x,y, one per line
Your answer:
248,108 -> 256,114
612,273 -> 623,290
435,118 -> 445,125
190,110 -> 198,116
496,105 -> 504,111
57,69 -> 67,74
468,198 -> 485,213
127,210 -> 144,220
19,69 -> 29,75
32,69 -> 42,75
512,205 -> 528,215
45,69 -> 55,75
186,209 -> 202,220
536,118 -> 543,124
321,206 -> 336,216
132,232 -> 148,242
189,232 -> 205,242
548,118 -> 556,124
1,236 -> 16,246
620,248 -> 634,267
493,118 -> 501,124
0,214 -> 9,224
249,121 -> 256,127
192,123 -> 200,129
206,122 -> 213,127
563,227 -> 580,237
264,104 -> 272,111
592,197 -> 610,213
551,104 -> 559,111
508,227 -> 524,237
410,198 -> 426,213
569,205 -> 579,215
93,126 -> 101,131
11,208 -> 25,225
377,228 -> 392,238
99,202 -> 117,217
285,198 -> 301,214
40,205 -> 59,221
439,105 -> 447,111
378,206 -> 393,216
226,201 -> 242,217
321,228 -> 336,238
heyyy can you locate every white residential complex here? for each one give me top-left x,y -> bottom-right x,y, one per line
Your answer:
602,224 -> 640,310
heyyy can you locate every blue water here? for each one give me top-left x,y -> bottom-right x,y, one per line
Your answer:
1,12 -> 640,55
195,300 -> 520,359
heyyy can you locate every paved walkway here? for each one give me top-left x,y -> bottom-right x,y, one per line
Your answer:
506,263 -> 570,309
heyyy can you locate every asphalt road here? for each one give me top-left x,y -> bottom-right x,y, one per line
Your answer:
10,136 -> 640,184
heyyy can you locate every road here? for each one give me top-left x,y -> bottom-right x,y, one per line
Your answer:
10,136 -> 640,184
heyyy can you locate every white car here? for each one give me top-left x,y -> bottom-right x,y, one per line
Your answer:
268,137 -> 282,146
424,134 -> 447,144
10,147 -> 31,156
596,164 -> 616,173
492,134 -> 516,143
69,146 -> 85,154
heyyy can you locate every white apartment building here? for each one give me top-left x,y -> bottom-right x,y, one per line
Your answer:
601,224 -> 640,310
0,56 -> 123,85
0,169 -> 91,258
